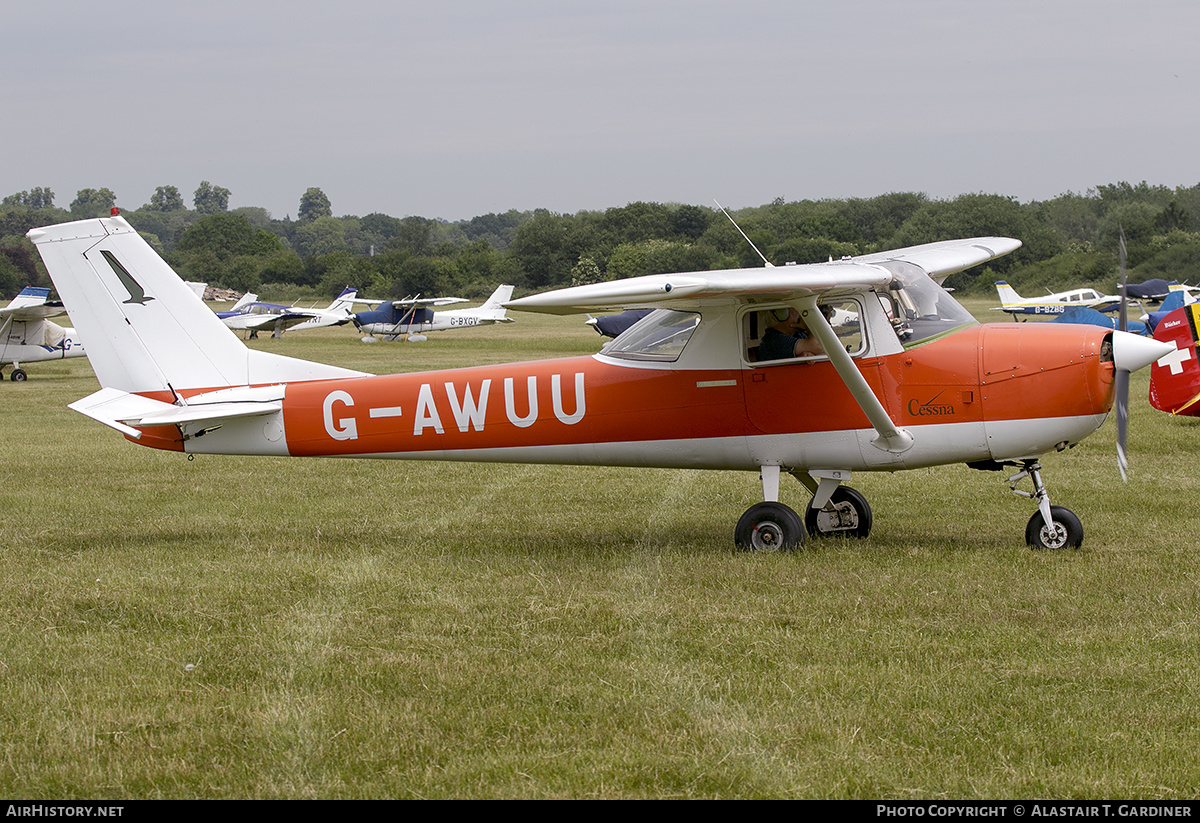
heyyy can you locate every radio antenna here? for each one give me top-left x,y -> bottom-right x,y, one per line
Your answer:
715,199 -> 773,267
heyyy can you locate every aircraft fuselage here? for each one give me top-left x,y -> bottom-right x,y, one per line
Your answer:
133,319 -> 1117,477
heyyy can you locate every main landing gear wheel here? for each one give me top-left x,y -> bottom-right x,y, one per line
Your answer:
1025,506 -> 1083,550
735,502 -> 804,552
804,486 -> 872,539
10,368 -> 27,382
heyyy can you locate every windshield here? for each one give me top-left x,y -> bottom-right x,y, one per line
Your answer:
875,260 -> 978,345
602,309 -> 701,362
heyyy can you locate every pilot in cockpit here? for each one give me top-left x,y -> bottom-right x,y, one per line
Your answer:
757,305 -> 830,361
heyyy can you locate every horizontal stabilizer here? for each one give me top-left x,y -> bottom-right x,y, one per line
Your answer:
69,386 -> 284,437
69,388 -> 173,438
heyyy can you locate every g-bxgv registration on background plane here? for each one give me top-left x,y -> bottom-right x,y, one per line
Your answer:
1,286 -> 86,381
28,213 -> 1173,551
353,284 -> 515,341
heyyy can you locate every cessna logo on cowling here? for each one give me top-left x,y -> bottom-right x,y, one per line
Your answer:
322,373 -> 587,441
907,391 -> 956,417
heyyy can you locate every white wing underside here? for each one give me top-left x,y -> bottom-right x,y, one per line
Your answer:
506,237 -> 1021,314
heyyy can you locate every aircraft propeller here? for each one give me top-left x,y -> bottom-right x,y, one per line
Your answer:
1116,228 -> 1130,481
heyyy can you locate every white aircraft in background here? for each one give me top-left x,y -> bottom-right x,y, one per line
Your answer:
354,284 -> 515,342
1,286 -> 86,381
993,281 -> 1124,317
217,286 -> 362,338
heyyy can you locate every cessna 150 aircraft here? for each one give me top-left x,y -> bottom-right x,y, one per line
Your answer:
353,284 -> 515,341
28,213 -> 1173,551
1,286 -> 86,381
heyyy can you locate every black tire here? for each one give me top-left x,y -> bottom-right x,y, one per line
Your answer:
11,369 -> 27,382
735,502 -> 804,552
1025,505 -> 1083,550
804,486 -> 873,539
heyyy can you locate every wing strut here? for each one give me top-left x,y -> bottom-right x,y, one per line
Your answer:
797,295 -> 913,453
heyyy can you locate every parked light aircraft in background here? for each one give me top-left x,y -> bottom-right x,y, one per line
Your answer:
1126,279 -> 1175,303
217,287 -> 360,338
354,284 -> 515,341
29,216 -> 1173,551
993,281 -> 1124,317
1143,283 -> 1200,332
1,286 -> 86,381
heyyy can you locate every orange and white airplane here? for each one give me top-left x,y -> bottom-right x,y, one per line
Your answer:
28,213 -> 1173,551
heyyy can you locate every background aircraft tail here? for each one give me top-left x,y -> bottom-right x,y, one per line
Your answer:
325,286 -> 359,315
230,291 -> 257,311
6,286 -> 58,312
28,215 -> 365,396
480,284 -> 515,317
1144,284 -> 1196,332
994,280 -> 1023,307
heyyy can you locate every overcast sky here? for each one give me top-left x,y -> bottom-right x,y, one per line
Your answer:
4,1 -> 1199,222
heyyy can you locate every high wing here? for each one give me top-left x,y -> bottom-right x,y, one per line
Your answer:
506,237 -> 1022,314
1,287 -> 68,321
389,296 -> 470,308
508,237 -> 1022,455
847,237 -> 1022,286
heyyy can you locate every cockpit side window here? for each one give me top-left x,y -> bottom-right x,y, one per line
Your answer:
744,299 -> 865,364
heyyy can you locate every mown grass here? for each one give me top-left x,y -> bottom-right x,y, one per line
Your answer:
1,303 -> 1199,798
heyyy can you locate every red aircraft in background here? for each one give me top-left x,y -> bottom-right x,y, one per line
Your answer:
28,214 -> 1172,551
1150,301 -> 1200,416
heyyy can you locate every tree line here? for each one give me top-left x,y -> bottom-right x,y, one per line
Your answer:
3,180 -> 1200,303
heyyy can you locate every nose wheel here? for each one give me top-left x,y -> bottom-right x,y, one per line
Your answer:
1009,461 -> 1083,550
1025,505 -> 1083,550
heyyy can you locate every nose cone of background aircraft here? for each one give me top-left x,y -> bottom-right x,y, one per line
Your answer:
1111,330 -> 1176,373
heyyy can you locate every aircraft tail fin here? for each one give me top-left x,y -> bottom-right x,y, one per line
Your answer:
481,284 -> 514,310
27,215 -> 366,397
994,280 -> 1023,308
478,284 -> 515,320
230,291 -> 257,311
1145,284 -> 1197,332
6,286 -> 54,311
1159,283 -> 1192,314
1149,303 -> 1200,415
325,286 -> 359,315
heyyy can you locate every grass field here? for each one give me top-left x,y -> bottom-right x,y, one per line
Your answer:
2,300 -> 1199,798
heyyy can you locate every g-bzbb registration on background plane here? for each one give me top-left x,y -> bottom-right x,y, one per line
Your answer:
28,213 -> 1173,551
